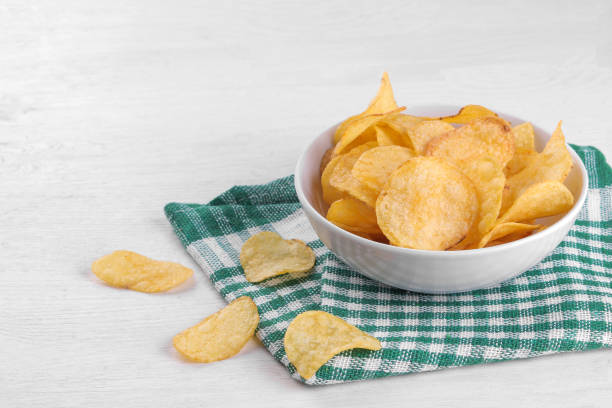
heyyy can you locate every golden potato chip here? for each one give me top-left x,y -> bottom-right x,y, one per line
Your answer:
476,222 -> 541,248
173,296 -> 259,363
376,157 -> 479,250
374,125 -> 406,146
284,311 -> 381,380
328,142 -> 380,207
425,105 -> 498,124
498,181 -> 574,224
380,113 -> 423,150
501,122 -> 573,213
92,250 -> 193,293
333,107 -> 405,155
512,122 -> 536,151
409,120 -> 455,154
351,145 -> 414,192
333,72 -> 399,144
504,148 -> 537,177
326,197 -> 382,235
319,147 -> 334,176
240,231 -> 315,283
425,117 -> 515,168
321,155 -> 349,205
454,158 -> 506,248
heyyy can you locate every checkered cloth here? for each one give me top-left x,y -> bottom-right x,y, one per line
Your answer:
165,145 -> 611,385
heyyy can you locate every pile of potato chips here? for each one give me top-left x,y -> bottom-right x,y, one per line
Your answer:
322,73 -> 575,250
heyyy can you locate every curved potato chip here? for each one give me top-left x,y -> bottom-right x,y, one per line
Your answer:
501,122 -> 572,213
327,197 -> 382,235
424,105 -> 498,124
498,181 -> 574,224
381,113 -> 423,150
512,122 -> 536,151
321,155 -> 349,205
454,158 -> 506,248
328,142 -> 379,207
505,148 -> 537,177
476,222 -> 541,248
319,147 -> 334,176
374,125 -> 406,146
333,107 -> 405,155
425,117 -> 515,168
351,145 -> 414,192
92,250 -> 193,293
333,72 -> 399,144
376,157 -> 479,250
409,120 -> 455,154
173,296 -> 259,362
240,231 -> 315,283
284,311 -> 381,380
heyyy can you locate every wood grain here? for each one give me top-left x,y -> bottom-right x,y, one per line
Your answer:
1,1 -> 611,407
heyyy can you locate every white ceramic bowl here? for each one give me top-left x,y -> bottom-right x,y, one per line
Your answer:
295,105 -> 588,294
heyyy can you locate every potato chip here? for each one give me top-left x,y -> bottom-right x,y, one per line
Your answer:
173,296 -> 259,363
374,125 -> 406,147
501,122 -> 573,213
376,157 -> 478,250
512,122 -> 536,151
425,105 -> 498,124
504,148 -> 537,177
333,72 -> 399,144
92,250 -> 193,293
333,107 -> 405,155
498,181 -> 574,224
476,222 -> 541,249
328,142 -> 380,207
381,113 -> 423,150
321,155 -> 349,205
284,311 -> 381,379
409,120 -> 455,154
425,117 -> 515,168
319,147 -> 334,176
351,145 -> 414,192
454,158 -> 506,248
240,231 -> 315,283
327,197 -> 382,235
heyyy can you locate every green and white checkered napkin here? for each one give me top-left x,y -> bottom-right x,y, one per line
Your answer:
165,145 -> 612,385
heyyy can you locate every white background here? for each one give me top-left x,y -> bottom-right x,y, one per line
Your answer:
1,1 -> 611,407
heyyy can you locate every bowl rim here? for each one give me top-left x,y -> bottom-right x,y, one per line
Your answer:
294,108 -> 589,257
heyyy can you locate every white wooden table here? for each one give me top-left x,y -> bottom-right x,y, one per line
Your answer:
2,1 -> 611,407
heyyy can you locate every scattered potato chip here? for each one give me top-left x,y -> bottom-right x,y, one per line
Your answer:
425,117 -> 515,168
327,197 -> 382,235
173,296 -> 259,362
92,250 -> 193,293
333,72 -> 399,144
501,122 -> 572,213
376,157 -> 479,250
425,105 -> 498,124
454,158 -> 506,248
498,181 -> 574,224
476,222 -> 541,249
284,311 -> 381,380
512,122 -> 536,151
351,145 -> 414,192
409,120 -> 455,154
381,113 -> 423,150
240,231 -> 315,283
374,125 -> 406,146
333,107 -> 405,155
328,142 -> 380,207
